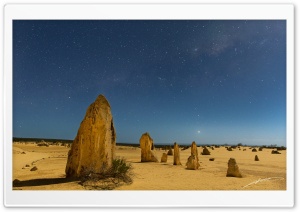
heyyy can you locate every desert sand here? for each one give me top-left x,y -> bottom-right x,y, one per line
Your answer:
13,142 -> 286,190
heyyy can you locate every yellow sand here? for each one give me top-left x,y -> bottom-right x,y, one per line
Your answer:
13,143 -> 286,190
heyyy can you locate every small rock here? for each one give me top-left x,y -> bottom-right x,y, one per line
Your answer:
209,158 -> 215,161
252,148 -> 257,152
161,153 -> 168,163
271,150 -> 281,154
139,132 -> 158,162
186,155 -> 199,170
202,147 -> 211,155
30,166 -> 38,171
167,148 -> 173,156
25,164 -> 30,167
226,158 -> 242,178
255,155 -> 259,161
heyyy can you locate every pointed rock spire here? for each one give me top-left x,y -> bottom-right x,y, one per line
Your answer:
65,95 -> 116,178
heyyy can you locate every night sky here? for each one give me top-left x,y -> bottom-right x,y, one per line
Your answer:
13,20 -> 286,146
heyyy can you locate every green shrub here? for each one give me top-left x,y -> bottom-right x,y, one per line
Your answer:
80,157 -> 133,190
110,158 -> 132,181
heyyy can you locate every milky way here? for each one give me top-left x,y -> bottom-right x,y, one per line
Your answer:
13,20 -> 286,146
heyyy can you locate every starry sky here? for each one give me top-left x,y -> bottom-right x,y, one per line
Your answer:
13,20 -> 286,146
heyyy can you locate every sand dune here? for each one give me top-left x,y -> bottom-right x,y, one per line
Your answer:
13,143 -> 286,190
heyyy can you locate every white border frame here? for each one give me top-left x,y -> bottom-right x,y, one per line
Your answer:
3,4 -> 294,207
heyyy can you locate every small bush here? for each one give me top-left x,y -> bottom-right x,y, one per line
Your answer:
37,141 -> 49,147
80,157 -> 133,190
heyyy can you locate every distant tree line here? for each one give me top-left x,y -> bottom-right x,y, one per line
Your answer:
12,137 -> 286,149
13,137 -> 73,143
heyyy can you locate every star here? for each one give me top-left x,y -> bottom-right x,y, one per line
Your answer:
12,20 -> 286,146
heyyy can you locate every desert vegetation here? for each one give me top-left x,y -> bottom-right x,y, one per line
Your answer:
80,157 -> 133,190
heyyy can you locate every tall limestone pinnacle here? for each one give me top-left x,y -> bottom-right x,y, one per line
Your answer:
65,94 -> 116,178
173,142 -> 181,165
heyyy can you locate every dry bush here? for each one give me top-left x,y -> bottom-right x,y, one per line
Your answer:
37,140 -> 49,147
80,157 -> 133,190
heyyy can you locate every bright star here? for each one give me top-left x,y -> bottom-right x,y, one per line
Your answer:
197,130 -> 201,134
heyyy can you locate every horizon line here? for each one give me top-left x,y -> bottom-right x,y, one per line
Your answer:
12,137 -> 285,147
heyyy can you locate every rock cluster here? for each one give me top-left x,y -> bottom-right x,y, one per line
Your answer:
140,132 -> 158,162
65,95 -> 116,178
226,158 -> 242,178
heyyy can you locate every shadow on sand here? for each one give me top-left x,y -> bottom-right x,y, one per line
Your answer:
13,177 -> 78,187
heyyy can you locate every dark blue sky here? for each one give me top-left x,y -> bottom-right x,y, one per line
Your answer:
13,20 -> 286,146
